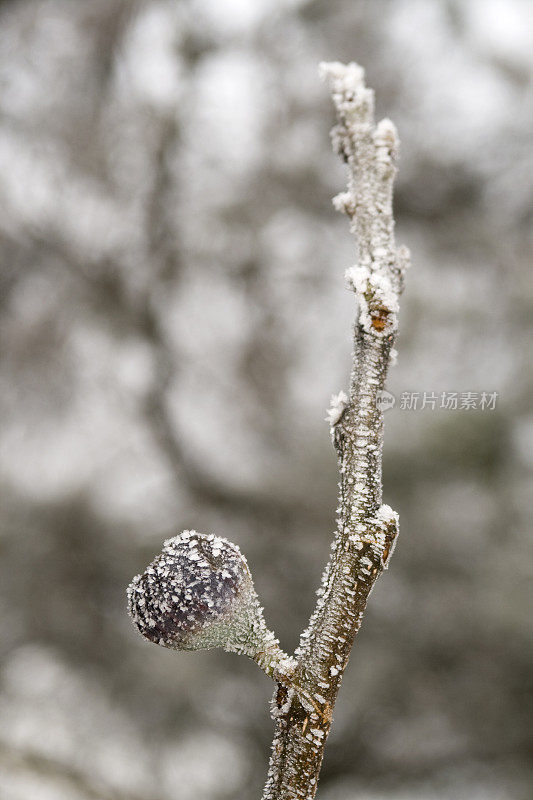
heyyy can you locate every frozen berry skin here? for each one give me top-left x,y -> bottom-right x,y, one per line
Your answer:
127,530 -> 275,657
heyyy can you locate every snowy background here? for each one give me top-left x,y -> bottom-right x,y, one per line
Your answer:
1,1 -> 532,798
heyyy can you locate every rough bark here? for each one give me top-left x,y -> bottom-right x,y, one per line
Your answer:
261,61 -> 410,800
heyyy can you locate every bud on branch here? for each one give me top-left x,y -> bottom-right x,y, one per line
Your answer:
127,530 -> 295,683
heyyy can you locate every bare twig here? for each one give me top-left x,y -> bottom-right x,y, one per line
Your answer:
261,61 -> 409,800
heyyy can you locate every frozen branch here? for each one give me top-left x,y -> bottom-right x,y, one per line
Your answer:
261,62 -> 409,799
126,61 -> 409,800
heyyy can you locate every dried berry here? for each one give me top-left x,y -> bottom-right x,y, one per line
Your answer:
127,530 -> 279,662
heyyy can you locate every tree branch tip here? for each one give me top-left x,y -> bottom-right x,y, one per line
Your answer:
320,60 -> 375,130
318,60 -> 365,91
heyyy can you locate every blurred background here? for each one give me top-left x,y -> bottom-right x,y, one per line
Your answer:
1,1 -> 532,798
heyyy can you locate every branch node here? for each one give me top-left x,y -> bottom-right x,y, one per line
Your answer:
325,390 -> 349,432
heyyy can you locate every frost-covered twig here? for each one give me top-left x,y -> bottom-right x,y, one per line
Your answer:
261,61 -> 409,800
127,61 -> 409,800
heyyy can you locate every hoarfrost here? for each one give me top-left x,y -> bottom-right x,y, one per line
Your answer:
127,530 -> 290,677
325,390 -> 348,428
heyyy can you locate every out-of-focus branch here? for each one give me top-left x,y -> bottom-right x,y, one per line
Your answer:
1,90 -> 323,525
261,62 -> 410,800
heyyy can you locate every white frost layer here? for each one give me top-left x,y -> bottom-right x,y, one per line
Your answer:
377,504 -> 399,526
345,264 -> 399,334
318,61 -> 365,93
325,390 -> 348,427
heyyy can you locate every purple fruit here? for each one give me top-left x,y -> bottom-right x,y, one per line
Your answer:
127,530 -> 277,659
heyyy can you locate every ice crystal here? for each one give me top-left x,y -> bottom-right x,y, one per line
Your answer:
325,390 -> 348,428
